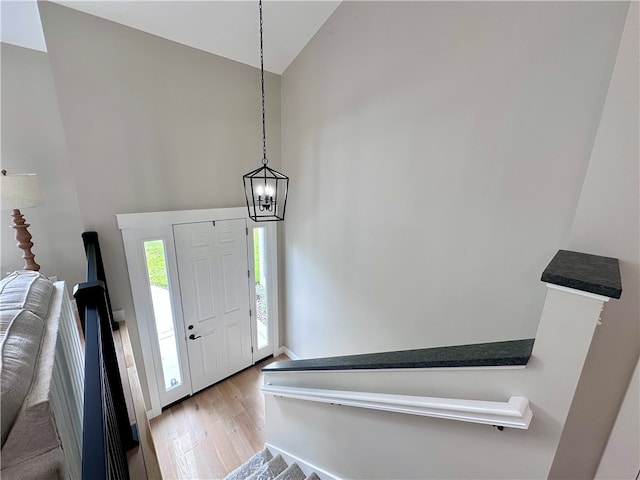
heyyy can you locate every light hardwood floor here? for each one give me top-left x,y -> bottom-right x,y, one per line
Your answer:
149,355 -> 286,479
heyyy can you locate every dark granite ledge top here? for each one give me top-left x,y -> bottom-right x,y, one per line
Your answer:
262,339 -> 535,372
541,250 -> 622,299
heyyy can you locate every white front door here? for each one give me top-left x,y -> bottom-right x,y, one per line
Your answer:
174,219 -> 253,393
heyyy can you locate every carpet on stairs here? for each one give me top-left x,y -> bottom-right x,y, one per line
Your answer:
224,448 -> 322,480
225,448 -> 273,480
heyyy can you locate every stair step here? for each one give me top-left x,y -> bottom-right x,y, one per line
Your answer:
226,447 -> 324,480
246,454 -> 288,480
225,448 -> 273,480
274,463 -> 306,480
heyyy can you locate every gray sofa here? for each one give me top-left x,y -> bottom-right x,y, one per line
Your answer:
0,271 -> 83,479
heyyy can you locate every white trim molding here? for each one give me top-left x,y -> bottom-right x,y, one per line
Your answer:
283,347 -> 300,360
545,283 -> 611,302
116,206 -> 249,229
265,365 -> 526,374
262,384 -> 533,430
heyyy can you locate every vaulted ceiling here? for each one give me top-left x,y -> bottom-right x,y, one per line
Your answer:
0,0 -> 341,74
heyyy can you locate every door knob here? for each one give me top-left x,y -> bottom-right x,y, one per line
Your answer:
189,334 -> 202,340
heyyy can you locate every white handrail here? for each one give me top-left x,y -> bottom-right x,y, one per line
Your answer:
262,384 -> 532,429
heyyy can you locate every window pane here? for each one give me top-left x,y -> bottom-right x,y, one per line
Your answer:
143,240 -> 182,391
254,228 -> 269,349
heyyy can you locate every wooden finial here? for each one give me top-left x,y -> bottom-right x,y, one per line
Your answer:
2,170 -> 42,271
11,209 -> 40,271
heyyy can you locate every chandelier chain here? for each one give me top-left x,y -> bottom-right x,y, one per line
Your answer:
243,0 -> 289,222
260,0 -> 267,165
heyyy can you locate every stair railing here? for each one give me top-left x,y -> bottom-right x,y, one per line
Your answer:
74,231 -> 139,480
261,250 -> 623,479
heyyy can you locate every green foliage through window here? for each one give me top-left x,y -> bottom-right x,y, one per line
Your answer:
144,240 -> 169,288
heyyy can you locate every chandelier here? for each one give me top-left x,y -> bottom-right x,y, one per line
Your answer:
243,0 -> 289,222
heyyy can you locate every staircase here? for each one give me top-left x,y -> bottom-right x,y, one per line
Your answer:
225,448 -> 321,480
259,250 -> 624,479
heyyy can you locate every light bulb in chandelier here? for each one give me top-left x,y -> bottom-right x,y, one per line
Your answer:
255,183 -> 275,211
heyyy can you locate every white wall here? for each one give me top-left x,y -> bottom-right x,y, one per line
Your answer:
552,3 -> 640,477
38,2 -> 281,407
596,360 -> 640,479
278,2 -> 638,477
265,286 -> 609,478
280,1 -> 629,358
0,43 -> 86,288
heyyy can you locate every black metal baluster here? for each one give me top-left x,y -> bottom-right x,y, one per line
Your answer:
76,231 -> 139,480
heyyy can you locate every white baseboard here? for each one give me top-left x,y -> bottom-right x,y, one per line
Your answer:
265,443 -> 340,480
283,347 -> 300,360
113,309 -> 126,322
147,407 -> 161,420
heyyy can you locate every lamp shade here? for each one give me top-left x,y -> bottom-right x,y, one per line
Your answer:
1,173 -> 42,209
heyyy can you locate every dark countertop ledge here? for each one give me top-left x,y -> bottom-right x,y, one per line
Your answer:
264,250 -> 620,374
262,339 -> 535,372
541,250 -> 622,299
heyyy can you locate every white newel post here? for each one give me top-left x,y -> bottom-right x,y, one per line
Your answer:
523,283 -> 611,478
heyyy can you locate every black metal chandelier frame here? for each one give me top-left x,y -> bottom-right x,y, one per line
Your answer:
243,0 -> 289,222
243,163 -> 289,222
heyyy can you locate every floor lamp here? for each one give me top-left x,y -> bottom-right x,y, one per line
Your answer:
1,170 -> 42,271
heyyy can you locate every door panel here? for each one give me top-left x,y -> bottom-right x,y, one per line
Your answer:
222,253 -> 241,312
174,219 -> 252,393
193,256 -> 216,320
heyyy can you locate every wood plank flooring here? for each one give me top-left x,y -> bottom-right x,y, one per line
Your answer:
149,355 -> 286,479
114,322 -> 162,479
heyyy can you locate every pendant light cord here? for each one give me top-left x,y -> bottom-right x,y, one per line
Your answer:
260,0 -> 268,165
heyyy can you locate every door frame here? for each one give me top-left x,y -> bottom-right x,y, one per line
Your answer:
117,207 -> 280,418
121,225 -> 192,410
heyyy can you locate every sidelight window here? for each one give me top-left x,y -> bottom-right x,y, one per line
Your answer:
253,228 -> 269,350
143,239 -> 182,391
